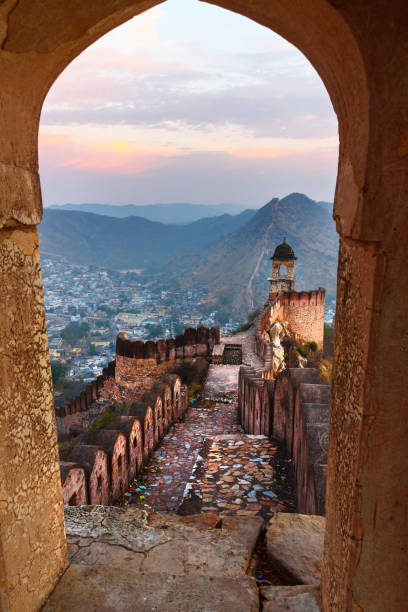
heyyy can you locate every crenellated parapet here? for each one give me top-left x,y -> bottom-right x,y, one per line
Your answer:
60,372 -> 188,507
116,325 -> 220,361
55,360 -> 116,434
238,364 -> 330,516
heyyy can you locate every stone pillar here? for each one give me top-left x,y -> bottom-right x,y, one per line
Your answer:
0,225 -> 67,611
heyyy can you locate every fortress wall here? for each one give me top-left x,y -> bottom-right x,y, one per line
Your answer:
55,361 -> 115,434
280,289 -> 326,349
238,365 -> 330,516
60,463 -> 87,506
60,376 -> 188,506
114,325 -> 219,389
254,289 -> 326,365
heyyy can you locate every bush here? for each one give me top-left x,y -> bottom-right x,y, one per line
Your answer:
174,358 -> 209,400
307,341 -> 318,352
231,308 -> 261,334
297,345 -> 308,358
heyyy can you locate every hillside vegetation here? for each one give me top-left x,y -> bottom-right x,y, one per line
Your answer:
39,193 -> 338,318
167,193 -> 338,317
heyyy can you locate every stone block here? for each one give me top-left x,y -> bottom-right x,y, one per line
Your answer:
266,513 -> 325,585
261,585 -> 321,611
43,566 -> 259,612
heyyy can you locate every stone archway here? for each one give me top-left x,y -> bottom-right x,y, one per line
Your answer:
0,1 -> 407,610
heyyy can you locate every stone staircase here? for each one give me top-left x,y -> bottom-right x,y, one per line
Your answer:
43,506 -> 262,611
43,506 -> 324,611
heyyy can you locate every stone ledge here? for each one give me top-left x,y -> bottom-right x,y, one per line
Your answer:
43,566 -> 259,612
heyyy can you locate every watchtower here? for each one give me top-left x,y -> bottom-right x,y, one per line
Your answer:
268,238 -> 297,298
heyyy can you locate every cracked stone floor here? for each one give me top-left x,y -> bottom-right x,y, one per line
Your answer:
124,364 -> 296,520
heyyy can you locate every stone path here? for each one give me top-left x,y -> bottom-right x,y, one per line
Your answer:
124,365 -> 296,520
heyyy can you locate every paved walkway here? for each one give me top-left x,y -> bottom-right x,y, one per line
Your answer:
125,365 -> 295,520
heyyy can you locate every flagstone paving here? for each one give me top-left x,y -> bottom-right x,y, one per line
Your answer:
124,364 -> 296,520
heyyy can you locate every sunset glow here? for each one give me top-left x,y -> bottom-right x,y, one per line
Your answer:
39,0 -> 338,205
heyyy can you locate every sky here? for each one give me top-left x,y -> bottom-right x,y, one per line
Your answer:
39,0 -> 339,207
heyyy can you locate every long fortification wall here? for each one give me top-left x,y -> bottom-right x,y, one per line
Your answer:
60,373 -> 188,506
115,325 -> 220,386
58,325 -> 218,505
55,325 -> 220,433
238,365 -> 330,516
55,361 -> 116,434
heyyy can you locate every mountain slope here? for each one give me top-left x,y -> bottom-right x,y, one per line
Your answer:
167,193 -> 338,317
48,202 -> 254,224
38,208 -> 256,270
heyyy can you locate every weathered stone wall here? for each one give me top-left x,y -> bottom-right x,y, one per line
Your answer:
280,290 -> 326,350
255,289 -> 326,366
238,366 -> 330,516
55,361 -> 115,435
0,226 -> 68,611
115,326 -> 219,389
61,374 -> 188,506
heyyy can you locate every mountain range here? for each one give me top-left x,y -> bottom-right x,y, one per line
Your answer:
39,193 -> 338,318
165,193 -> 338,316
48,202 -> 253,225
39,208 -> 256,270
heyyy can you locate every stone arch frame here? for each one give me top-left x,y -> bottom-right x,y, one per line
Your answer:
0,2 -> 407,610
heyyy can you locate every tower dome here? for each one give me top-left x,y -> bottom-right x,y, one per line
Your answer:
271,237 -> 297,261
267,238 -> 297,298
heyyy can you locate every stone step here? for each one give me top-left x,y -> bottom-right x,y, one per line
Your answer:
65,505 -> 263,577
43,506 -> 262,611
260,585 -> 321,611
44,566 -> 259,612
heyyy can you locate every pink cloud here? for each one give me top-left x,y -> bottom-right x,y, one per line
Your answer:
44,47 -> 192,108
38,131 -> 184,175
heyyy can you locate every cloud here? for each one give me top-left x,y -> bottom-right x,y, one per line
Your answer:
39,0 -> 338,206
42,38 -> 336,142
39,132 -> 182,174
40,141 -> 337,206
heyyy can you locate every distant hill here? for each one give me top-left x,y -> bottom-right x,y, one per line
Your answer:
166,193 -> 338,317
40,194 -> 338,319
38,208 -> 256,270
317,201 -> 333,214
48,202 -> 255,225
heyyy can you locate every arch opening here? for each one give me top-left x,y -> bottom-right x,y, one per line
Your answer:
6,2 -> 407,612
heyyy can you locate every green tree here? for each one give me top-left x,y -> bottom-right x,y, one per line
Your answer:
147,324 -> 164,339
61,321 -> 90,343
51,361 -> 68,385
173,322 -> 185,335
